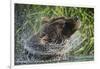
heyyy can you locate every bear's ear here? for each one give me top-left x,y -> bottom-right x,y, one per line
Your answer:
41,17 -> 50,24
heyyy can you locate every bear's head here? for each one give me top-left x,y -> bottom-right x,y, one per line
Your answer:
39,16 -> 81,44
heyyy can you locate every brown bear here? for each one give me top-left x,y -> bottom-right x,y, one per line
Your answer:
25,16 -> 81,62
39,16 -> 81,45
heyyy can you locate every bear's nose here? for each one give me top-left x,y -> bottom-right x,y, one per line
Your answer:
40,35 -> 49,44
42,35 -> 48,41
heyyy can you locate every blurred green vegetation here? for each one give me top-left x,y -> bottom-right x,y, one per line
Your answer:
15,4 -> 94,57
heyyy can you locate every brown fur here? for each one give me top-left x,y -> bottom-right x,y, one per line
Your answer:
39,16 -> 81,44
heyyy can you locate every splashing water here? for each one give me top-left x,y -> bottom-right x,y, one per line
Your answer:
15,29 -> 86,64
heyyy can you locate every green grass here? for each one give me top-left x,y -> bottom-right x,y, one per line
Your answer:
15,4 -> 94,57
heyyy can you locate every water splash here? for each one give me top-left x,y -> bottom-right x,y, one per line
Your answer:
15,29 -> 86,65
